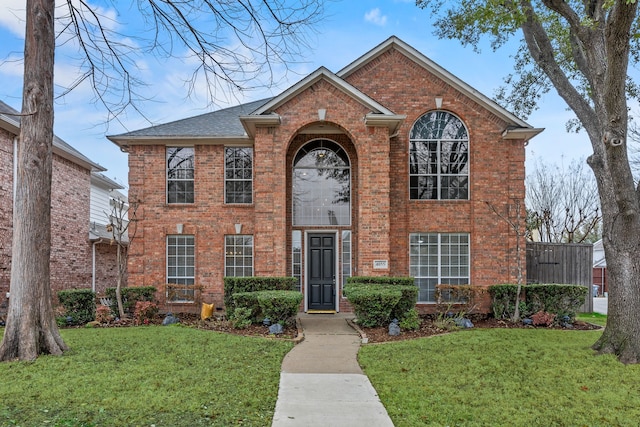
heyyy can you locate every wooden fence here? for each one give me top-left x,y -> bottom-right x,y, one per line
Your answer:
526,242 -> 593,313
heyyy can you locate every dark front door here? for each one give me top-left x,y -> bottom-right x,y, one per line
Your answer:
308,234 -> 335,311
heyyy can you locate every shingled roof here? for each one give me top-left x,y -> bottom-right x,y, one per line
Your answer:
0,100 -> 104,172
109,98 -> 272,139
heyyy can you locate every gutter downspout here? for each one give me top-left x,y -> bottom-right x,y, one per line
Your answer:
13,137 -> 17,203
92,241 -> 97,293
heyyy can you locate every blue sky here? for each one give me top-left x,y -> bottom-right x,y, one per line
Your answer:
0,0 -> 595,188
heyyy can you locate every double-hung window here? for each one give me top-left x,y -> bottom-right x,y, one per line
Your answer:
167,235 -> 195,302
225,147 -> 253,204
410,233 -> 470,303
409,111 -> 469,200
167,147 -> 195,204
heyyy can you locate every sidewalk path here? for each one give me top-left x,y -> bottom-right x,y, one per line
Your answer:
271,313 -> 394,427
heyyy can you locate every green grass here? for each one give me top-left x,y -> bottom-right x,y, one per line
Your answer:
577,312 -> 608,327
0,326 -> 292,426
360,328 -> 640,427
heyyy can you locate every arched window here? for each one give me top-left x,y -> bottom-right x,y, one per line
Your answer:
293,139 -> 350,225
409,111 -> 469,200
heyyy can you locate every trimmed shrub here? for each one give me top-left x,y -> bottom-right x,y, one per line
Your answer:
489,283 -> 587,320
232,292 -> 262,322
344,284 -> 402,327
256,290 -> 303,325
526,284 -> 588,319
58,289 -> 96,325
224,277 -> 297,310
105,286 -> 157,316
346,277 -> 418,322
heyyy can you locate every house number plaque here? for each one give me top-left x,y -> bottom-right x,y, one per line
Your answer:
373,260 -> 388,270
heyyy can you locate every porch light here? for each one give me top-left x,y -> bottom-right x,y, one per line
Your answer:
435,97 -> 443,109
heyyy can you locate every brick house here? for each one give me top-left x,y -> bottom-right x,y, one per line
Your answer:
0,100 -> 124,316
108,37 -> 543,313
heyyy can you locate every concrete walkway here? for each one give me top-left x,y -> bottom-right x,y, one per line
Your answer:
272,313 -> 394,427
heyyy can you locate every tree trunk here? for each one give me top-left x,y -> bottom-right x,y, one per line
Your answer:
0,0 -> 67,361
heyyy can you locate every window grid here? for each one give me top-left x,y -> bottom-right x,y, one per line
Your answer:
167,235 -> 195,302
292,231 -> 302,292
409,233 -> 469,303
225,235 -> 254,277
167,147 -> 195,204
409,111 -> 469,200
225,147 -> 253,204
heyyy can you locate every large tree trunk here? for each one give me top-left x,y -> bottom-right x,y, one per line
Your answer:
0,0 -> 67,361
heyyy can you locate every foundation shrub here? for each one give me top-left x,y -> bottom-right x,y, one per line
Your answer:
105,286 -> 157,316
229,307 -> 253,329
95,305 -> 114,323
526,284 -> 588,319
489,284 -> 587,320
346,277 -> 418,322
134,301 -> 159,325
232,292 -> 261,322
224,277 -> 296,311
531,310 -> 556,326
57,289 -> 96,325
344,284 -> 402,327
435,284 -> 484,315
399,308 -> 420,330
255,290 -> 303,326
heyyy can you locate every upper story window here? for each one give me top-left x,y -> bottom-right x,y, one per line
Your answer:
167,147 -> 195,204
409,111 -> 469,200
225,147 -> 253,204
293,139 -> 351,226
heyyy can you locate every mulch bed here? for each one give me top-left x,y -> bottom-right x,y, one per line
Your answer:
85,312 -> 601,344
357,316 -> 602,344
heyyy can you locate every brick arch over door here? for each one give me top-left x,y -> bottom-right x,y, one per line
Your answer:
285,132 -> 359,294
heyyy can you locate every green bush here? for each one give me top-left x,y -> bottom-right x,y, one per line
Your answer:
58,289 -> 96,325
399,308 -> 421,331
489,283 -> 587,320
344,284 -> 403,327
526,284 -> 588,319
224,277 -> 297,310
346,277 -> 417,322
232,292 -> 262,322
488,284 -> 521,319
105,286 -> 156,316
229,307 -> 253,329
256,290 -> 303,325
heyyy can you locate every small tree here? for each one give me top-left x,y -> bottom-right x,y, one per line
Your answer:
526,159 -> 601,243
106,195 -> 138,319
487,199 -> 526,322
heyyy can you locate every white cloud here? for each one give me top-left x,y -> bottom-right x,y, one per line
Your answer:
364,8 -> 387,26
0,0 -> 26,37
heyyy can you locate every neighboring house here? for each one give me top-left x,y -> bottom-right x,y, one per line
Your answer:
90,172 -> 129,295
0,100 -> 123,316
592,239 -> 607,296
108,36 -> 543,314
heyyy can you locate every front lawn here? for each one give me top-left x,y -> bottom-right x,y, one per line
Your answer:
0,326 -> 292,426
359,328 -> 640,426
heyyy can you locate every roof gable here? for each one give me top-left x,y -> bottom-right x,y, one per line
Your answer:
241,67 -> 406,137
338,36 -> 541,135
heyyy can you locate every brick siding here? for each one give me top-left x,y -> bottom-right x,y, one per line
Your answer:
125,45 -> 528,314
